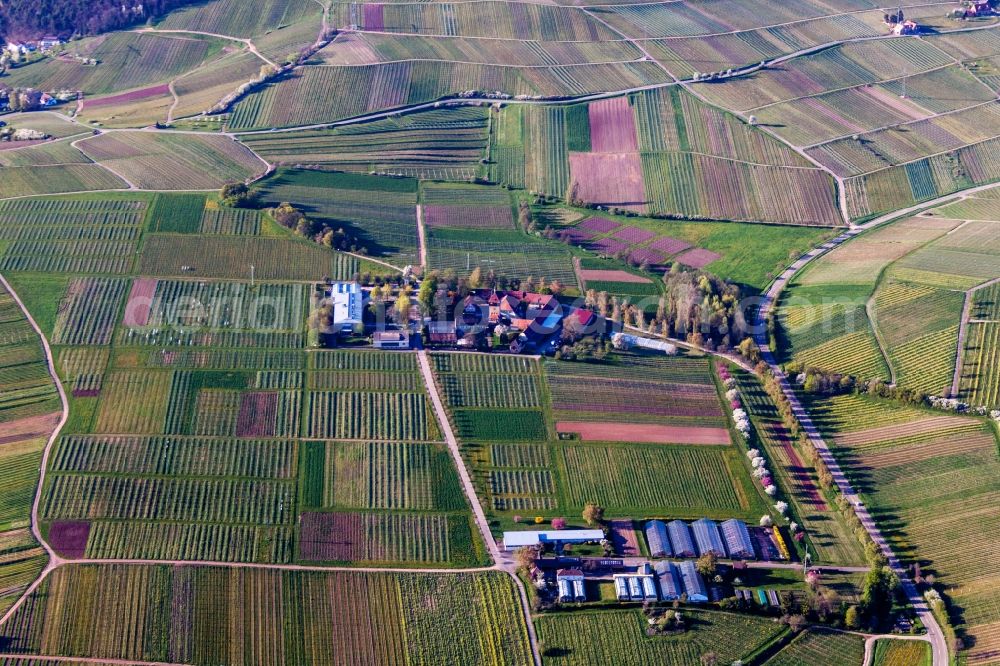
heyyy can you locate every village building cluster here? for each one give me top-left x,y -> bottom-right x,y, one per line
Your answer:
313,280 -> 602,355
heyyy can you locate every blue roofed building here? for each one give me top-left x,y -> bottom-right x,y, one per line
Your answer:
654,561 -> 683,600
678,560 -> 708,602
720,519 -> 755,560
667,520 -> 696,558
691,518 -> 727,557
645,520 -> 672,558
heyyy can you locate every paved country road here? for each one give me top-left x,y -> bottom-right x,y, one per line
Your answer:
746,184 -> 1000,666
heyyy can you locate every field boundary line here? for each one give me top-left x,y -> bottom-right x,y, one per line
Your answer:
0,273 -> 68,628
951,276 -> 1000,396
55,557 -> 498,574
311,55 -> 650,69
416,203 -> 427,268
866,293 -> 896,385
415,350 -> 543,666
0,654 -> 191,666
802,99 -> 999,153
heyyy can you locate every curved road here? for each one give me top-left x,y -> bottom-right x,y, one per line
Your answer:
0,273 -> 69,627
747,184 -> 1000,666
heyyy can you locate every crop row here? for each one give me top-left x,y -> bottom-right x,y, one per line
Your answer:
53,278 -> 129,346
320,441 -> 466,512
561,444 -> 755,516
961,322 -> 1000,408
490,443 -> 550,468
144,349 -> 306,370
535,609 -> 784,665
200,207 -> 261,235
57,347 -> 109,396
138,235 -> 358,281
84,521 -> 295,563
439,373 -> 540,409
299,511 -> 452,564
304,391 -> 430,441
52,435 -> 297,478
308,370 -> 422,392
311,349 -> 417,372
42,474 -> 296,524
119,328 -> 305,349
1,565 -> 531,663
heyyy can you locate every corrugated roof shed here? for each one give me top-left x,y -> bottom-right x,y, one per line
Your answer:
720,519 -> 755,560
691,518 -> 727,557
667,520 -> 696,557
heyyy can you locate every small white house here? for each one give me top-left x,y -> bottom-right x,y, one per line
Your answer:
373,330 -> 409,350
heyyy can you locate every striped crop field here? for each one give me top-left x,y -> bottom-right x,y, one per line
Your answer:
137,235 -> 361,281
52,278 -> 129,346
304,391 -> 431,441
299,511 -> 470,565
154,0 -> 320,37
559,443 -> 765,519
535,609 -> 786,665
0,281 -> 57,614
256,169 -> 419,261
302,441 -> 466,512
92,370 -> 173,434
76,132 -> 265,190
808,392 -> 1000,664
58,347 -> 110,396
872,639 -> 932,666
546,354 -> 725,427
240,107 -> 490,182
0,164 -> 127,201
0,565 -> 532,664
960,321 -> 1000,408
764,629 -> 866,666
229,60 -> 668,130
0,32 -> 222,95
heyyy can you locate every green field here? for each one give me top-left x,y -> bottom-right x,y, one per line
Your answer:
535,609 -> 787,665
806,392 -> 1000,660
0,564 -> 531,664
763,628 -> 865,666
872,639 -> 932,666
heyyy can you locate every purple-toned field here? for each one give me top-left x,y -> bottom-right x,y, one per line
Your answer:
587,237 -> 629,256
122,278 -> 158,327
577,269 -> 652,284
612,227 -> 656,244
82,84 -> 171,109
628,247 -> 666,266
236,392 -> 278,437
578,216 -> 620,233
48,520 -> 91,559
675,248 -> 722,268
363,4 -> 385,30
569,152 -> 647,211
588,97 -> 639,153
650,237 -> 693,255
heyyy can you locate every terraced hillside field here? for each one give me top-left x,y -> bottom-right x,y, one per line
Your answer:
808,393 -> 1000,662
779,186 -> 1000,402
